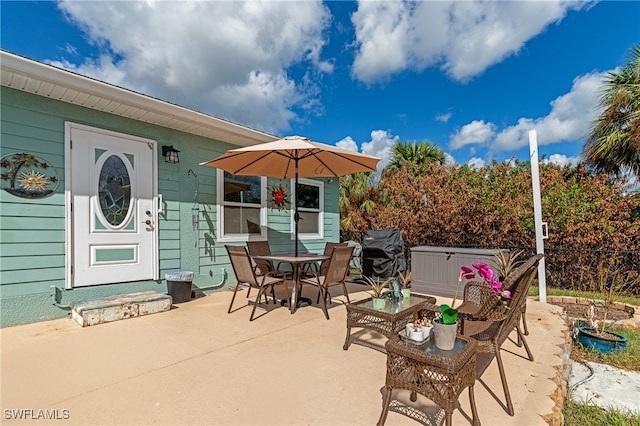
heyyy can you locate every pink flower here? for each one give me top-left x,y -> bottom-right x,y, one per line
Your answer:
459,263 -> 511,302
460,266 -> 475,280
473,262 -> 494,282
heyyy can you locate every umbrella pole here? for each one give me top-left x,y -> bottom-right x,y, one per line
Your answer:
294,158 -> 299,257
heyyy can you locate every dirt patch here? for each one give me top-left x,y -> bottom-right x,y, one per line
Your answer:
549,301 -> 633,322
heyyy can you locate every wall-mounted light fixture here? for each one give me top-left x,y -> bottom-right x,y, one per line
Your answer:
162,145 -> 180,164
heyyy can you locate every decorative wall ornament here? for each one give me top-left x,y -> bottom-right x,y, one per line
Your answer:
1,152 -> 60,199
268,180 -> 290,213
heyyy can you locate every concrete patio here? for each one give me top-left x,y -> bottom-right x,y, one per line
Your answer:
1,285 -> 569,425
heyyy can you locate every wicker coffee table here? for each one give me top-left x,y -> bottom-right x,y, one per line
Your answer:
377,334 -> 479,426
343,294 -> 436,350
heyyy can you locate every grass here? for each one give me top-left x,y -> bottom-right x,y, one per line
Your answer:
564,326 -> 640,425
529,285 -> 640,306
563,399 -> 640,426
533,286 -> 640,424
571,326 -> 640,372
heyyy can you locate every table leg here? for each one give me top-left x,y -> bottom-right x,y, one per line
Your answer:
290,275 -> 298,314
343,327 -> 352,350
469,384 -> 480,426
376,386 -> 393,426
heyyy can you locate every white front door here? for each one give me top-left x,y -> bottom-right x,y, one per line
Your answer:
66,123 -> 158,287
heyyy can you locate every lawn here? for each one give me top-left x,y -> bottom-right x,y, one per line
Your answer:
530,286 -> 640,425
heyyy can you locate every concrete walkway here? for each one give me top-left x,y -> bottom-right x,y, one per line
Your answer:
1,286 -> 569,425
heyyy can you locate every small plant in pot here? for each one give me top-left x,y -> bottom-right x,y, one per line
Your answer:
363,276 -> 391,309
572,265 -> 632,353
434,263 -> 512,350
489,249 -> 524,281
432,271 -> 462,350
397,270 -> 412,299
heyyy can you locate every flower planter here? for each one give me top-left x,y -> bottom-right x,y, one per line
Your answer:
401,288 -> 411,299
433,318 -> 458,350
576,326 -> 627,353
372,297 -> 386,310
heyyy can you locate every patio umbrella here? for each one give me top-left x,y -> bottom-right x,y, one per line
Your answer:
200,135 -> 380,255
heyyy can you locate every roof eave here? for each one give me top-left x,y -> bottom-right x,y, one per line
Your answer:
0,50 -> 277,147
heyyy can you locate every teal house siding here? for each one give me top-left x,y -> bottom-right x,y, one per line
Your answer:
0,53 -> 340,327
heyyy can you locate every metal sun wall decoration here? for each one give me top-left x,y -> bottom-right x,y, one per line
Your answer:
268,180 -> 290,213
1,152 -> 60,199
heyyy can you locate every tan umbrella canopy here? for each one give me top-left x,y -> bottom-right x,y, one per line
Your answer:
201,135 -> 380,255
200,135 -> 379,179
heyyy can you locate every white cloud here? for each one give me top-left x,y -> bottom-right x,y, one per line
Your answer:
336,136 -> 359,152
436,112 -> 452,123
338,130 -> 399,175
449,120 -> 496,150
467,157 -> 487,169
351,0 -> 591,83
449,71 -> 607,155
542,154 -> 581,167
56,0 -> 332,134
361,130 -> 400,172
443,152 -> 457,165
492,71 -> 606,151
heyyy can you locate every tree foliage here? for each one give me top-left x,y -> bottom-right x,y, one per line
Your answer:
584,44 -> 640,180
340,160 -> 640,294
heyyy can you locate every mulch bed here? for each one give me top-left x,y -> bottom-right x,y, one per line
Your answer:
549,301 -> 633,322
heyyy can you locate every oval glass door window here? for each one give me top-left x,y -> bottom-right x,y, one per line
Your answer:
98,155 -> 132,227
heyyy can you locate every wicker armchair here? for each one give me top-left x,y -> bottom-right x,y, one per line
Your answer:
457,254 -> 543,416
457,254 -> 543,337
226,245 -> 291,321
299,245 -> 354,319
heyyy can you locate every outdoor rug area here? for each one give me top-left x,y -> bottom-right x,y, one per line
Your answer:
1,287 -> 568,425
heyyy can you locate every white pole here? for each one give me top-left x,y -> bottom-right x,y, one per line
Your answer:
529,130 -> 547,303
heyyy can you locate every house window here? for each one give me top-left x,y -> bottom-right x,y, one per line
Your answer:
217,170 -> 266,241
292,178 -> 324,239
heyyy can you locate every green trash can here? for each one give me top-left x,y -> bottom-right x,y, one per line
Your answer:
165,271 -> 194,303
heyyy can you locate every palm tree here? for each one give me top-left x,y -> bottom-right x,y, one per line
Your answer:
583,44 -> 640,180
387,140 -> 446,172
339,172 -> 376,239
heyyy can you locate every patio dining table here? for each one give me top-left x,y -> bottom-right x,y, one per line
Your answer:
251,252 -> 329,314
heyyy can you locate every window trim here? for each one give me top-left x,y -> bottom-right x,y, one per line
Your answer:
290,178 -> 324,240
216,169 -> 267,242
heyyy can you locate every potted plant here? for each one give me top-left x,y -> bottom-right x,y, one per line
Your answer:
434,263 -> 512,350
572,266 -> 632,353
397,270 -> 412,299
432,271 -> 462,350
489,249 -> 524,281
363,276 -> 390,309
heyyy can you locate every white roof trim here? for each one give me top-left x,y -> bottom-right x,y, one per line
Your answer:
1,50 -> 277,147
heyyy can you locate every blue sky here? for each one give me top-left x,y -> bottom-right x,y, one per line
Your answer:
2,1 -> 639,171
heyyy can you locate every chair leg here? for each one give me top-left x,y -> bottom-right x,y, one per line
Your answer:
318,286 -> 330,320
516,323 -> 534,361
521,304 -> 529,335
250,286 -> 267,321
281,280 -> 291,311
342,282 -> 351,304
494,345 -> 514,416
228,283 -> 242,313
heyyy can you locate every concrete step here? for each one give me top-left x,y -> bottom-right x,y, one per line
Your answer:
71,290 -> 172,327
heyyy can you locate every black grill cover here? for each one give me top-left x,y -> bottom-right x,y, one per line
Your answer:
361,229 -> 406,280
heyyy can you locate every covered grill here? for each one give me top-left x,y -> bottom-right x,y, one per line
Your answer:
361,229 -> 407,280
